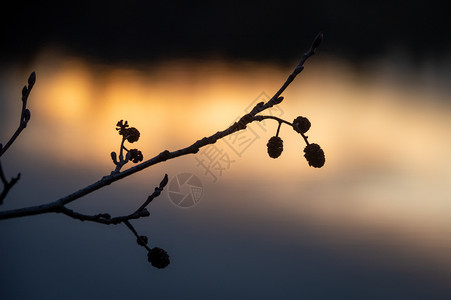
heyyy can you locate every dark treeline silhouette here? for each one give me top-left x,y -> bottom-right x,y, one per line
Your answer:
3,1 -> 449,64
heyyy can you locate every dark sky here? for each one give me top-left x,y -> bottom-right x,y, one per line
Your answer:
3,1 -> 450,65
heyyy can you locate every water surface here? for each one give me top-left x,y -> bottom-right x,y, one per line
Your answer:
1,52 -> 451,299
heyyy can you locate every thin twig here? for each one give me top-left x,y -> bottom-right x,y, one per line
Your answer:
135,174 -> 168,213
124,220 -> 151,252
56,205 -> 150,224
0,161 -> 20,204
254,115 -> 309,145
0,72 -> 35,157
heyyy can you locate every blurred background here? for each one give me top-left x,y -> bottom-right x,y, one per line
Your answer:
1,1 -> 451,299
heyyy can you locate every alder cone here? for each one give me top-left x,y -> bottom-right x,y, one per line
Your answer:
125,127 -> 140,143
267,136 -> 283,159
147,247 -> 170,269
303,143 -> 325,168
293,116 -> 311,134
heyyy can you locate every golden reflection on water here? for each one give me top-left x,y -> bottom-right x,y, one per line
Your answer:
24,55 -> 288,165
3,52 -> 451,270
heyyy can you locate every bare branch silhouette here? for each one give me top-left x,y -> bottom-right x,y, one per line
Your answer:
0,33 -> 325,268
0,72 -> 35,204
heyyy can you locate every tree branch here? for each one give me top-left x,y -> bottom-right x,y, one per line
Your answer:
51,173 -> 168,226
0,33 -> 323,220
